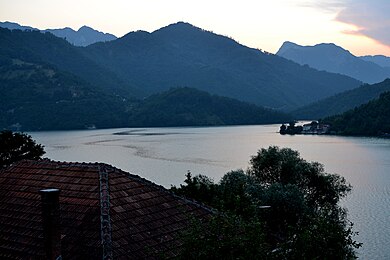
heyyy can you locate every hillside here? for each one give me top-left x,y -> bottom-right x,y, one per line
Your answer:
323,91 -> 390,136
292,79 -> 390,119
0,58 -> 131,130
0,58 -> 291,130
0,27 -> 138,97
127,87 -> 291,127
82,22 -> 361,110
277,41 -> 390,84
0,24 -> 361,110
0,21 -> 117,46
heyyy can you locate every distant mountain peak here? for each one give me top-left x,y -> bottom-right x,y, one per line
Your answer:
79,25 -> 93,31
154,21 -> 199,34
276,41 -> 390,83
0,21 -> 117,46
281,41 -> 299,48
278,41 -> 348,56
0,21 -> 36,31
277,41 -> 301,55
168,21 -> 196,28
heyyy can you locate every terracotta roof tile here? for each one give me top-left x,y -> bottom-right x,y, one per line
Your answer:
0,159 -> 212,259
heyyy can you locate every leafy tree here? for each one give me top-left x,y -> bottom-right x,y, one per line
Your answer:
217,170 -> 259,217
179,213 -> 269,260
248,146 -> 351,207
172,146 -> 361,259
170,171 -> 217,205
0,130 -> 45,168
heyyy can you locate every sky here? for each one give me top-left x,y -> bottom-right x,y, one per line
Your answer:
0,0 -> 389,56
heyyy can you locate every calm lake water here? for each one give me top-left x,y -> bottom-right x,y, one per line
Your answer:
31,125 -> 390,259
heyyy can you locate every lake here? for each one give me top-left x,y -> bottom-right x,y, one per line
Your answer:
31,125 -> 390,259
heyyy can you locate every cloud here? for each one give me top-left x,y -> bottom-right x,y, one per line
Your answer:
297,0 -> 390,47
310,0 -> 390,46
296,0 -> 345,12
335,0 -> 390,46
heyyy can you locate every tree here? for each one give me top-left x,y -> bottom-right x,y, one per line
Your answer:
279,124 -> 287,134
179,213 -> 269,260
170,171 -> 216,205
172,146 -> 361,259
0,130 -> 45,168
248,146 -> 359,258
248,146 -> 351,208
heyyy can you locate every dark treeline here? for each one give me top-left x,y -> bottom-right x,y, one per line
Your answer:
322,91 -> 390,136
127,87 -> 291,127
292,79 -> 390,119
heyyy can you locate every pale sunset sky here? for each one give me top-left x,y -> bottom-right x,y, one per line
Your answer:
1,0 -> 389,56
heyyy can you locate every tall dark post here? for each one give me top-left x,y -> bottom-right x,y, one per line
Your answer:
39,189 -> 62,260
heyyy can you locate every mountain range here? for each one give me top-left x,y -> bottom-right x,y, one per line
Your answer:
81,22 -> 361,110
0,22 -> 361,111
6,21 -> 390,130
0,21 -> 117,46
277,41 -> 390,84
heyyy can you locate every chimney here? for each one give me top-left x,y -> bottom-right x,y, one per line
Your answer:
39,189 -> 62,260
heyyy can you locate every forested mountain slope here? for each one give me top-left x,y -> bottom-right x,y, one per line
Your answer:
83,22 -> 361,110
323,91 -> 390,136
293,79 -> 390,119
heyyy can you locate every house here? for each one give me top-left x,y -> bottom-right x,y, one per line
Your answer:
301,121 -> 330,135
0,159 -> 212,259
302,123 -> 312,132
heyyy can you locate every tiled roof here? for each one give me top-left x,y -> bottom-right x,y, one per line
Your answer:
0,159 -> 212,259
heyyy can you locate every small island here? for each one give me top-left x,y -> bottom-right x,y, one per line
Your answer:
280,121 -> 330,135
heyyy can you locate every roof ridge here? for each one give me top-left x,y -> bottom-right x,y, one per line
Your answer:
98,165 -> 113,260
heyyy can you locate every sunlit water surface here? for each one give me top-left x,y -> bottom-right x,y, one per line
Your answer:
31,125 -> 390,259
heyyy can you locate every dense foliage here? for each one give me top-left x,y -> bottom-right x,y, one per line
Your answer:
128,88 -> 291,127
0,58 -> 291,130
292,79 -> 390,119
279,121 -> 303,135
0,58 -> 132,130
0,130 -> 45,168
171,146 -> 361,259
323,91 -> 390,136
0,27 -> 135,97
